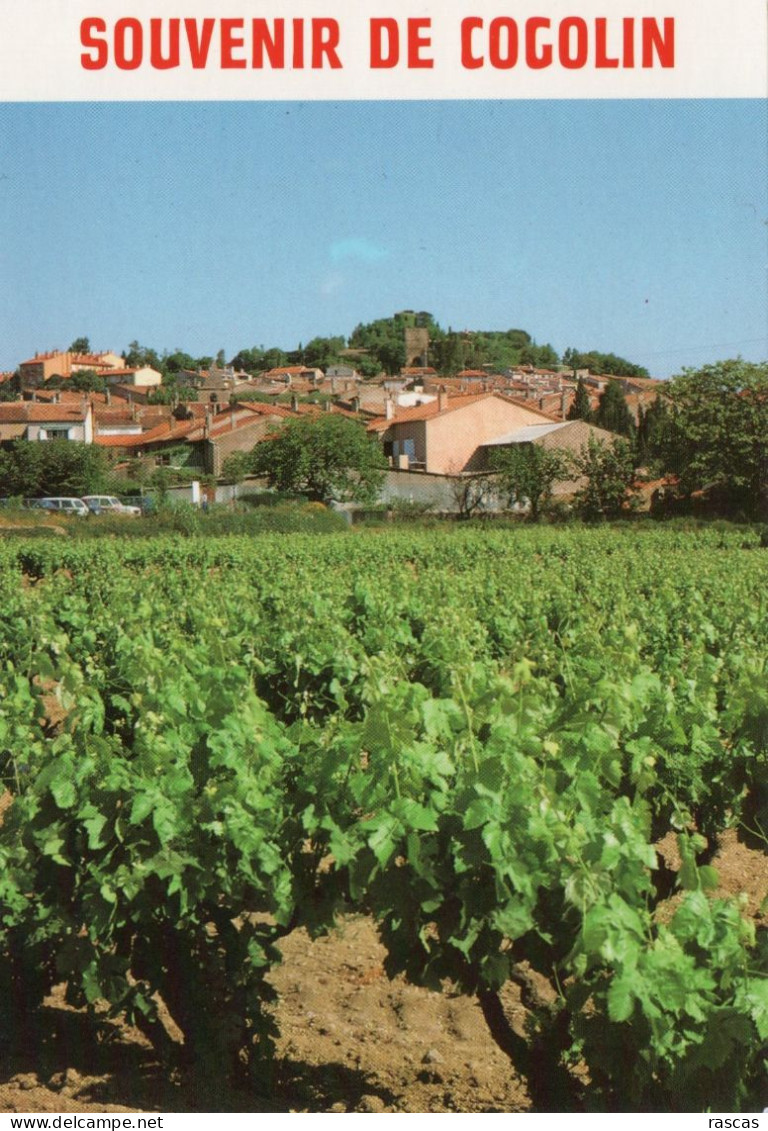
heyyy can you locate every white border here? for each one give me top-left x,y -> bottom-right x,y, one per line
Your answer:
0,0 -> 765,100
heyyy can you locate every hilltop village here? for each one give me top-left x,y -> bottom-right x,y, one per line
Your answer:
0,312 -> 675,515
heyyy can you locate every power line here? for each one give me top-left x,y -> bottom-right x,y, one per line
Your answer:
639,337 -> 767,360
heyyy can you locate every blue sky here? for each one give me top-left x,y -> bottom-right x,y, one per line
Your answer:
0,100 -> 765,377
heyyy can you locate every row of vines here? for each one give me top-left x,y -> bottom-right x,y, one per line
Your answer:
0,525 -> 766,1111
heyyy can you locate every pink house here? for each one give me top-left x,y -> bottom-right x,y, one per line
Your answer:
368,390 -> 557,473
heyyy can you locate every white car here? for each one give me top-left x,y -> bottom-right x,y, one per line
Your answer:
38,497 -> 90,516
81,495 -> 141,516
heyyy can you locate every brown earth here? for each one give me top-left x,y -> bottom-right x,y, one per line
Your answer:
0,830 -> 764,1114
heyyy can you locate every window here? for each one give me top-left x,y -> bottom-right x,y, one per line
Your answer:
39,426 -> 72,441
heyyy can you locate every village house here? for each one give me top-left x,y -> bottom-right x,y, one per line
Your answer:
184,402 -> 294,476
480,418 -> 619,495
367,389 -> 625,513
0,401 -> 94,444
18,350 -> 126,389
263,365 -> 324,386
93,400 -> 299,477
367,390 -> 559,474
102,365 -> 163,388
174,365 -> 252,401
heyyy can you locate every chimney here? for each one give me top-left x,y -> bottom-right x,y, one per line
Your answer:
230,406 -> 236,430
324,398 -> 332,413
385,396 -> 395,420
290,394 -> 299,412
204,408 -> 212,438
351,395 -> 360,413
438,386 -> 448,412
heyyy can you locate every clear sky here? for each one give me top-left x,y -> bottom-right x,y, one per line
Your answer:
0,100 -> 765,377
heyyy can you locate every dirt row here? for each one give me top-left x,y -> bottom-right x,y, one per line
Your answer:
0,830 -> 764,1113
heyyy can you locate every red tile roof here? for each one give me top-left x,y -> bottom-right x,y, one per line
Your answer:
367,391 -> 557,432
72,354 -> 109,366
31,389 -> 130,407
236,400 -> 298,419
0,403 -> 89,423
19,351 -> 63,366
264,366 -> 319,377
94,419 -> 196,447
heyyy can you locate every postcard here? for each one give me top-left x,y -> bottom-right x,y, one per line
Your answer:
0,1 -> 765,1125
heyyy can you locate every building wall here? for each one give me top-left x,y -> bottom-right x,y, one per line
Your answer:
20,354 -> 70,387
26,421 -> 88,443
427,397 -> 553,473
535,419 -> 617,456
106,366 -> 163,388
97,352 -> 127,370
404,326 -> 429,367
483,420 -> 621,497
203,415 -> 277,476
379,469 -> 473,511
381,419 -> 428,468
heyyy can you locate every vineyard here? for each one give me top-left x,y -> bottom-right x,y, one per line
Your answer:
0,524 -> 766,1112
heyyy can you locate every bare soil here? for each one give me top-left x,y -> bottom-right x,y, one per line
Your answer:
0,830 -> 764,1114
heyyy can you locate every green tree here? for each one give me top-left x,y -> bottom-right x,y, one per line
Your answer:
69,337 -> 91,355
635,395 -> 677,470
146,385 -> 199,406
348,312 -> 443,375
594,380 -> 635,438
251,414 -> 386,504
567,378 -> 593,422
490,443 -> 571,521
220,451 -> 252,484
0,440 -> 109,497
229,347 -> 264,374
666,359 -> 768,518
0,372 -> 21,403
431,330 -> 464,375
519,341 -> 560,369
571,437 -> 638,520
69,369 -> 106,394
563,347 -> 648,378
261,347 -> 289,371
124,341 -> 163,372
302,336 -> 347,370
163,350 -> 199,375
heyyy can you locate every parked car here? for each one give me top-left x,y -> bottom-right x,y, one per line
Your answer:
81,495 -> 141,516
36,497 -> 90,517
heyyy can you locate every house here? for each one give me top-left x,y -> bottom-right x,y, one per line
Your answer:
399,366 -> 438,381
103,365 -> 163,388
18,350 -> 126,389
0,401 -> 94,444
263,366 -> 324,386
93,417 -> 200,463
94,401 -> 299,477
367,390 -> 558,473
184,403 -> 293,476
325,365 -> 361,381
480,418 -> 620,495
